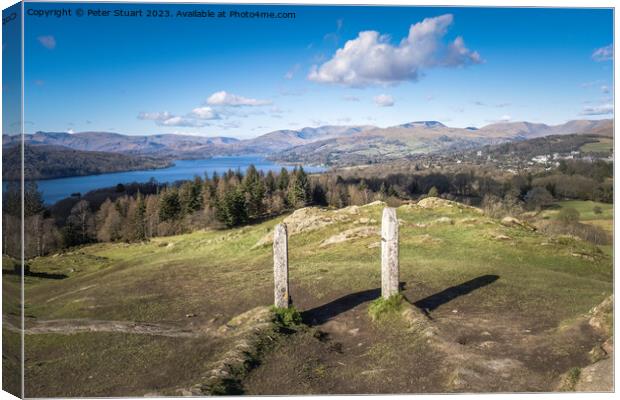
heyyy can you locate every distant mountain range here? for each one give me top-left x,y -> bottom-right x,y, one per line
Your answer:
274,119 -> 613,165
3,118 -> 612,168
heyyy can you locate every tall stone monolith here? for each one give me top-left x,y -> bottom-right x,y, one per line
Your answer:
381,207 -> 399,298
273,223 -> 290,308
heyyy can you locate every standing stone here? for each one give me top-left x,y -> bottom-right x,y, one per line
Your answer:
273,223 -> 290,308
381,207 -> 399,298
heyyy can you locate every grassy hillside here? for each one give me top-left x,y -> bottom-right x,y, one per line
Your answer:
6,198 -> 612,396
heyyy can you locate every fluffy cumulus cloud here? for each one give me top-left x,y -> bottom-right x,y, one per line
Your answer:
139,91 -> 274,130
190,106 -> 220,120
37,35 -> 56,50
206,91 -> 271,107
581,103 -> 613,116
308,14 -> 481,87
374,94 -> 394,107
137,110 -> 213,128
592,44 -> 613,62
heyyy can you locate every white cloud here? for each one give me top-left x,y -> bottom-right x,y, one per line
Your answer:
374,94 -> 394,107
37,35 -> 56,50
137,111 -> 172,121
601,85 -> 610,94
191,106 -> 220,120
206,91 -> 271,106
159,116 -> 209,128
581,103 -> 613,116
67,129 -> 75,134
499,115 -> 511,122
592,44 -> 613,62
308,14 -> 481,87
138,111 -> 210,127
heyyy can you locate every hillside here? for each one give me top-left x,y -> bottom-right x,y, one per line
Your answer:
5,119 -> 611,165
274,119 -> 613,166
2,132 -> 239,157
5,199 -> 612,396
2,144 -> 173,181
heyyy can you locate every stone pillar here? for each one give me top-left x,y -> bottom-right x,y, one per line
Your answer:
381,207 -> 399,298
273,223 -> 290,308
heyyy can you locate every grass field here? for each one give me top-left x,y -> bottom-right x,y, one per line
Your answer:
580,138 -> 613,154
542,200 -> 613,235
4,198 -> 613,395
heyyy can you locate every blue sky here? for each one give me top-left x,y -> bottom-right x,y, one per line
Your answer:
19,4 -> 614,138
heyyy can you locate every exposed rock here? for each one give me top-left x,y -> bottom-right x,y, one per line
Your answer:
335,205 -> 360,215
416,197 -> 482,213
501,216 -> 536,231
320,226 -> 379,247
602,337 -> 613,355
253,207 -> 353,248
571,252 -> 596,261
435,217 -> 454,225
190,307 -> 276,395
494,234 -> 512,241
588,295 -> 613,335
574,357 -> 613,392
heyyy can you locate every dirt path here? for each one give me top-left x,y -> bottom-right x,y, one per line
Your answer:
4,317 -> 216,338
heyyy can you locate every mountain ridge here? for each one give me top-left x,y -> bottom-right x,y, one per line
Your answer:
3,119 -> 612,162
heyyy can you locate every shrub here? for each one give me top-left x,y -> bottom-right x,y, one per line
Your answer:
368,294 -> 404,321
271,306 -> 302,327
558,207 -> 580,225
524,187 -> 554,211
593,206 -> 603,215
538,221 -> 610,245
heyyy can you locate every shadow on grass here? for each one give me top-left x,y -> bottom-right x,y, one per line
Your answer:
302,282 -> 407,325
2,269 -> 67,280
302,275 -> 499,325
413,274 -> 499,315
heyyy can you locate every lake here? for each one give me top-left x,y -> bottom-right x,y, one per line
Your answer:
34,156 -> 326,204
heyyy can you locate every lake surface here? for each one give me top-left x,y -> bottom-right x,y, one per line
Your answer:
35,156 -> 325,204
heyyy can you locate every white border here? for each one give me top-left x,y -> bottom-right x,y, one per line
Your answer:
0,1 -> 616,400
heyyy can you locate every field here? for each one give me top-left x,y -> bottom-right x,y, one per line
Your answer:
580,137 -> 613,154
542,200 -> 613,235
4,198 -> 613,396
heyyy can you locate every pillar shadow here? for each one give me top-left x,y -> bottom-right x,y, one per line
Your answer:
301,282 -> 407,325
2,269 -> 67,280
302,276 -> 499,325
413,274 -> 499,314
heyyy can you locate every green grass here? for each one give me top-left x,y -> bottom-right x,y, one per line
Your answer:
580,138 -> 613,154
549,200 -> 613,221
368,294 -> 404,321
